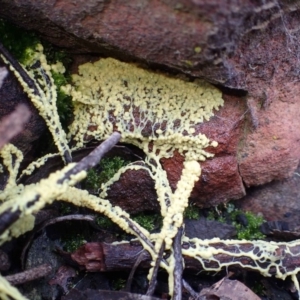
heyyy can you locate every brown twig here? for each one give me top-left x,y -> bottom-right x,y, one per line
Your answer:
125,250 -> 148,292
173,226 -> 183,300
146,242 -> 165,296
0,43 -> 41,99
0,208 -> 22,236
5,263 -> 52,285
21,214 -> 96,269
58,132 -> 121,183
120,215 -> 157,259
182,279 -> 199,299
0,42 -> 72,164
70,240 -> 300,278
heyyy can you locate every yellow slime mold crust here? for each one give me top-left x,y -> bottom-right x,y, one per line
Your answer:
65,58 -> 223,160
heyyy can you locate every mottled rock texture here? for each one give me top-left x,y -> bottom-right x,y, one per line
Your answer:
0,0 -> 300,207
237,164 -> 300,231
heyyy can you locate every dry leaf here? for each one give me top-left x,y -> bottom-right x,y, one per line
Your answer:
199,278 -> 260,300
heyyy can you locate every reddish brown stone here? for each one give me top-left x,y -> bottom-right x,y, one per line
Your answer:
105,165 -> 160,213
0,0 -> 294,85
162,152 -> 245,207
191,155 -> 245,207
235,26 -> 300,186
162,95 -> 246,206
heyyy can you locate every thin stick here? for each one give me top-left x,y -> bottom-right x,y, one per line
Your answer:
0,42 -> 72,164
121,216 -> 156,256
146,242 -> 165,296
58,132 -> 121,183
182,279 -> 199,299
0,42 -> 40,97
21,214 -> 95,269
125,250 -> 148,292
5,264 -> 52,285
173,226 -> 183,300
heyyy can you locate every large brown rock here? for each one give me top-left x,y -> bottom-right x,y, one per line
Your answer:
0,0 -> 291,85
1,1 -> 300,206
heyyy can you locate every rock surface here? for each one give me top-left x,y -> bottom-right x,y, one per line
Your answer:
0,0 -> 300,207
237,164 -> 300,231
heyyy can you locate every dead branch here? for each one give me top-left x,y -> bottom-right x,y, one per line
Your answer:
5,263 -> 52,285
146,242 -> 165,296
173,226 -> 183,300
0,43 -> 40,98
125,250 -> 149,292
69,239 -> 300,278
21,214 -> 96,269
58,132 -> 121,183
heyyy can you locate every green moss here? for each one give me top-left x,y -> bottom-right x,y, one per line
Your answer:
0,19 -> 39,64
207,206 -> 225,223
206,203 -> 265,240
184,205 -> 200,220
85,169 -> 100,191
232,212 -> 265,240
95,215 -> 114,229
112,278 -> 126,290
42,42 -> 74,129
59,202 -> 72,215
251,280 -> 265,295
42,41 -> 73,130
42,41 -> 71,66
132,213 -> 161,232
63,233 -> 85,252
85,157 -> 128,190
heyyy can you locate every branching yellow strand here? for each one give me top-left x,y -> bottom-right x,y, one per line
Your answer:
0,276 -> 28,300
0,44 -> 71,163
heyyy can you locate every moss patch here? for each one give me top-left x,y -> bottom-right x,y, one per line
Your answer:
85,156 -> 129,190
132,213 -> 162,232
184,204 -> 200,220
62,233 -> 86,252
207,203 -> 265,240
0,19 -> 39,64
